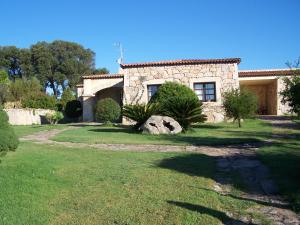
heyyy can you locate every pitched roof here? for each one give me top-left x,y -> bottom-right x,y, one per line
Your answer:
238,69 -> 299,77
82,74 -> 124,79
120,58 -> 241,68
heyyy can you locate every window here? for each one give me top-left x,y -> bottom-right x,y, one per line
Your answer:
194,82 -> 216,102
147,84 -> 161,101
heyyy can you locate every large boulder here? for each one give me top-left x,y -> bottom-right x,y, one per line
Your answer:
141,115 -> 182,135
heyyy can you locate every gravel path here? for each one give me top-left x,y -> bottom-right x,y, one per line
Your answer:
20,121 -> 300,225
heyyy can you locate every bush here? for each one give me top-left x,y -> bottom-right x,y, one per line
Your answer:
45,111 -> 64,124
0,108 -> 19,156
281,72 -> 300,116
9,77 -> 42,101
95,98 -> 121,123
0,84 -> 10,105
151,81 -> 206,131
60,88 -> 75,110
161,96 -> 206,131
122,103 -> 160,129
22,93 -> 57,110
223,88 -> 258,127
65,100 -> 82,118
150,81 -> 198,104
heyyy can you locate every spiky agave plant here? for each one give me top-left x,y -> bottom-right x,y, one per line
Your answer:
122,103 -> 160,130
161,97 -> 206,131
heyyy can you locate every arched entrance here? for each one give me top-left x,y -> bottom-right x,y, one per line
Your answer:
95,87 -> 123,107
81,74 -> 124,121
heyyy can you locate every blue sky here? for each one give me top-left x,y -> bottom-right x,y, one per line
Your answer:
1,0 -> 300,73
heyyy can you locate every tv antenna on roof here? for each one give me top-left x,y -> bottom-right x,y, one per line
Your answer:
114,42 -> 124,65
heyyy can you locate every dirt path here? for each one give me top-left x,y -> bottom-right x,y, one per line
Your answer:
20,122 -> 300,225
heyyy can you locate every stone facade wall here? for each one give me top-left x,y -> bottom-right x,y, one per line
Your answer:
4,108 -> 55,125
121,63 -> 239,122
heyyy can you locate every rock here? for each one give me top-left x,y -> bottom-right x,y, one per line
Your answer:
141,115 -> 182,135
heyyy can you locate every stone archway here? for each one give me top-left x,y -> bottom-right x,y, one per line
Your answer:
82,75 -> 124,121
94,87 -> 123,107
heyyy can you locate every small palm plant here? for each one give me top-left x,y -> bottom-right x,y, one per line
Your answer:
122,103 -> 160,130
161,97 -> 206,131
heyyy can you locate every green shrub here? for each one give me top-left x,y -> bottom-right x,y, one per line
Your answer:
9,77 -> 42,101
0,84 -> 10,105
65,100 -> 82,118
150,81 -> 198,104
0,70 -> 9,84
161,96 -> 206,131
95,98 -> 121,123
45,111 -> 64,124
281,72 -> 300,116
0,108 -> 19,156
123,103 -> 160,129
223,88 -> 258,127
60,88 -> 75,110
150,81 -> 206,130
22,93 -> 57,110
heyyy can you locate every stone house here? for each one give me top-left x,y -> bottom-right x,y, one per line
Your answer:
77,58 -> 295,122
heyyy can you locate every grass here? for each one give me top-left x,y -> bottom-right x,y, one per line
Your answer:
52,119 -> 272,146
3,118 -> 300,223
257,123 -> 300,214
13,124 -> 67,137
0,142 -> 266,225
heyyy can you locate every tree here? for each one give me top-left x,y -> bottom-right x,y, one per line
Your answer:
31,40 -> 95,96
0,70 -> 10,105
93,67 -> 109,74
60,87 -> 75,110
281,58 -> 300,117
281,72 -> 300,116
223,88 -> 258,127
0,46 -> 33,80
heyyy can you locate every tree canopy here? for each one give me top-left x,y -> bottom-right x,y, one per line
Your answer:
30,40 -> 95,96
0,46 -> 33,80
0,40 -> 108,98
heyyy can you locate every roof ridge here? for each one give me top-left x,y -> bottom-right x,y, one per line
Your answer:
82,74 -> 124,79
120,58 -> 241,68
239,68 -> 298,73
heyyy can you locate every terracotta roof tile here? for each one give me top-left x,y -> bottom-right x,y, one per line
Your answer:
238,69 -> 299,77
120,58 -> 241,68
82,74 -> 124,79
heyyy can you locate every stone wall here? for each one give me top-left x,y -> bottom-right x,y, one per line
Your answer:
4,108 -> 55,125
121,63 -> 239,122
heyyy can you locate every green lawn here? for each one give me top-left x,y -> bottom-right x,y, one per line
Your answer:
3,118 -> 300,224
52,119 -> 272,146
257,124 -> 300,214
0,142 -> 266,225
13,124 -> 67,137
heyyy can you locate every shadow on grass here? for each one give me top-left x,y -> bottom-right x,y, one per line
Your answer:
88,128 -> 137,134
87,125 -> 263,146
157,153 -> 299,213
159,135 -> 260,146
167,200 -> 253,225
258,145 -> 300,213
